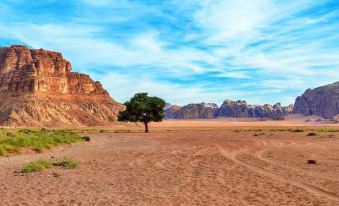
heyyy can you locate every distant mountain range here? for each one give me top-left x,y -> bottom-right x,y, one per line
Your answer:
165,82 -> 339,121
165,101 -> 293,120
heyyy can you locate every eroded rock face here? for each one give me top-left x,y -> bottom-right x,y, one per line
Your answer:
165,103 -> 218,119
293,82 -> 339,119
0,45 -> 123,127
216,100 -> 248,118
217,100 -> 292,119
165,100 -> 293,119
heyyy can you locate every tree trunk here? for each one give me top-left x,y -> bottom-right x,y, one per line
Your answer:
144,121 -> 149,133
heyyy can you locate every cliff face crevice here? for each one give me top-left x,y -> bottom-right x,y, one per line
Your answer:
0,45 -> 123,127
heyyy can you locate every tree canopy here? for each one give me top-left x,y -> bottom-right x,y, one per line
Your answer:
118,93 -> 166,133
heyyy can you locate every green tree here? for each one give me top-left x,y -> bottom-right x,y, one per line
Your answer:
118,93 -> 166,133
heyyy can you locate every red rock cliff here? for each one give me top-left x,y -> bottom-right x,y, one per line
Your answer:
0,45 -> 123,127
0,45 -> 109,97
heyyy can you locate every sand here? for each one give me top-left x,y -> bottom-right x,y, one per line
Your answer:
0,120 -> 339,205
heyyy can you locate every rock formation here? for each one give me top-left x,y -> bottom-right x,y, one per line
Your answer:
0,45 -> 123,127
217,100 -> 293,119
165,100 -> 293,119
293,82 -> 339,119
332,114 -> 339,123
165,103 -> 218,119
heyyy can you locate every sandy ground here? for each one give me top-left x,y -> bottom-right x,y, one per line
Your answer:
1,120 -> 339,205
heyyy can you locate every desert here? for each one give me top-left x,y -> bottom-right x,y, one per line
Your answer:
1,119 -> 339,205
1,1 -> 339,205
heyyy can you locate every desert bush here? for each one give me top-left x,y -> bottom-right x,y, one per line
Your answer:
253,132 -> 265,136
0,129 -> 88,156
307,160 -> 316,164
307,132 -> 317,137
40,128 -> 48,132
290,128 -> 304,132
53,158 -> 78,169
315,128 -> 339,132
21,158 -> 78,173
248,129 -> 262,132
81,136 -> 91,141
21,160 -> 53,173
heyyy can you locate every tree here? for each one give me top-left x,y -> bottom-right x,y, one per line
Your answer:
118,93 -> 166,133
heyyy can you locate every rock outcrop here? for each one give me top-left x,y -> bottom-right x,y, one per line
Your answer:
293,82 -> 339,119
217,100 -> 293,119
165,103 -> 218,119
0,45 -> 123,127
165,100 -> 293,119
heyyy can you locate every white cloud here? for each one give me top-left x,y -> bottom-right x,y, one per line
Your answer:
1,0 -> 338,105
97,73 -> 249,105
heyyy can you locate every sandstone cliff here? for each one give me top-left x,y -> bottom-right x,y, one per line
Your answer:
0,45 -> 123,127
217,100 -> 292,119
165,103 -> 218,119
165,100 -> 293,120
293,82 -> 339,119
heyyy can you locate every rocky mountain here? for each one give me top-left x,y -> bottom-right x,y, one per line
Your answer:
293,82 -> 339,119
165,103 -> 218,119
0,45 -> 123,127
216,100 -> 293,119
165,100 -> 293,120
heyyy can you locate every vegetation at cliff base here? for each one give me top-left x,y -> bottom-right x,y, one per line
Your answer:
0,129 -> 89,155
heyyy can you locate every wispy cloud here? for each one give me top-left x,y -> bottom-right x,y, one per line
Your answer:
0,0 -> 338,105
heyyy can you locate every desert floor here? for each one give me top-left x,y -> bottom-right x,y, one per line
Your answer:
1,120 -> 339,206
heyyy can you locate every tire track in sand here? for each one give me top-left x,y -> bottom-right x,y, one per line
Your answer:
217,145 -> 339,203
256,148 -> 339,182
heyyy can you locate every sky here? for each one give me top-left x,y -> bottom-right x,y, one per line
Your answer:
0,0 -> 339,106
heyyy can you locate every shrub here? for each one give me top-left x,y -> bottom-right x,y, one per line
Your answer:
53,158 -> 78,169
307,132 -> 317,137
253,132 -> 265,136
6,132 -> 14,137
315,128 -> 339,132
248,129 -> 262,132
290,128 -> 304,132
307,160 -> 316,164
21,158 -> 78,173
81,136 -> 91,141
21,160 -> 53,173
40,128 -> 48,132
0,129 -> 88,156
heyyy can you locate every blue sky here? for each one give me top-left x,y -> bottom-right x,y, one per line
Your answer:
1,0 -> 339,106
